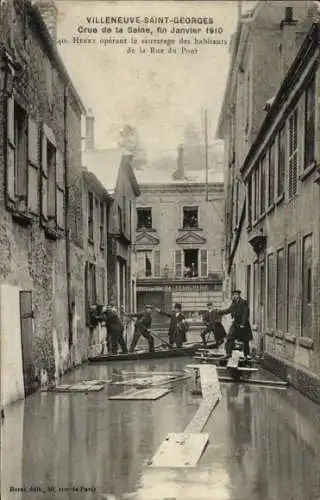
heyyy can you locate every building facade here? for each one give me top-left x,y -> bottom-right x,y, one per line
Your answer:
135,179 -> 225,327
0,0 -> 86,406
217,0 -> 320,398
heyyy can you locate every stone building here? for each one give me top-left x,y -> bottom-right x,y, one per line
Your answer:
0,0 -> 86,406
83,145 -> 140,316
135,155 -> 225,328
82,168 -> 112,358
217,1 -> 320,399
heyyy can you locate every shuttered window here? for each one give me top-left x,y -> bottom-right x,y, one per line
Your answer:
253,166 -> 259,221
56,151 -> 64,229
288,109 -> 298,199
253,261 -> 259,324
247,176 -> 252,227
277,126 -> 286,197
200,249 -> 208,277
267,253 -> 275,329
154,250 -> 160,277
41,128 -> 48,221
268,140 -> 276,206
100,202 -> 105,248
260,154 -> 266,214
276,248 -> 285,333
302,235 -> 312,337
137,251 -> 145,278
88,191 -> 94,241
96,267 -> 105,305
6,96 -> 16,202
304,77 -> 315,169
175,250 -> 182,277
27,118 -> 39,215
287,242 -> 297,334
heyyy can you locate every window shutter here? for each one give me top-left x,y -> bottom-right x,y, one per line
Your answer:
288,111 -> 298,198
56,150 -> 64,229
154,250 -> 160,277
6,96 -> 15,202
93,264 -> 97,305
85,261 -> 89,325
200,249 -> 208,277
175,250 -> 182,277
27,117 -> 39,214
41,130 -> 48,220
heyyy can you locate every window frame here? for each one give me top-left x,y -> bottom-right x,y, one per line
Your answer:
182,206 -> 200,229
136,207 -> 153,230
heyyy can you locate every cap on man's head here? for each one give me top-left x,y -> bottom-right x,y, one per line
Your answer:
145,304 -> 153,309
174,302 -> 182,310
207,302 -> 213,307
232,289 -> 242,294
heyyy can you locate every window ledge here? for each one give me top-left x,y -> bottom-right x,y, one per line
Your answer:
275,193 -> 284,206
266,203 -> 275,215
137,227 -> 157,232
285,333 -> 296,344
179,227 -> 203,232
12,209 -> 33,226
298,337 -> 314,349
266,328 -> 274,337
275,331 -> 284,339
299,162 -> 317,182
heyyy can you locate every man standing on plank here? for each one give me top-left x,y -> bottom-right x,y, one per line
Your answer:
128,305 -> 155,353
200,302 -> 226,347
155,303 -> 189,348
218,289 -> 253,358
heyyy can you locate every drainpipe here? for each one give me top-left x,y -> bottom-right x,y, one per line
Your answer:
64,85 -> 73,353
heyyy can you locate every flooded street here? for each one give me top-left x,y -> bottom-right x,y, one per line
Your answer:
2,358 -> 320,500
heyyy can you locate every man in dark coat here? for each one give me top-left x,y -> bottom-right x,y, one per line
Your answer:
219,289 -> 253,357
103,304 -> 128,355
155,303 -> 188,348
128,305 -> 155,353
201,302 -> 226,347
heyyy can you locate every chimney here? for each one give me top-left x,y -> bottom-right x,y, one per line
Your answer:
173,144 -> 185,180
279,6 -> 298,80
85,108 -> 95,152
36,0 -> 58,42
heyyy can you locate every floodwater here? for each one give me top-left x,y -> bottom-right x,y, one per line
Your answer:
1,358 -> 320,500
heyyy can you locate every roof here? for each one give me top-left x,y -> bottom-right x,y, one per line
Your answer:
83,148 -> 140,196
82,168 -> 113,202
27,1 -> 86,113
241,21 -> 320,176
136,166 -> 223,185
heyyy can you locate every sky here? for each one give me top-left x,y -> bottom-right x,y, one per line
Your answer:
55,1 -> 256,158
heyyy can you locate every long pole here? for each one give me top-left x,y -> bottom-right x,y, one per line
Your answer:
204,109 -> 209,202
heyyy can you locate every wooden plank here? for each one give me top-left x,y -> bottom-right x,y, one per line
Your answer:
218,366 -> 259,372
199,365 -> 222,400
184,398 -> 219,434
226,350 -> 242,368
149,432 -> 209,468
112,375 -> 177,386
109,387 -> 170,400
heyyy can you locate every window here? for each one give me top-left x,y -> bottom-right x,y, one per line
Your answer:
260,154 -> 266,215
47,140 -> 56,221
267,253 -> 275,329
96,267 -> 105,305
118,205 -> 123,233
137,251 -> 153,277
268,140 -> 276,206
183,249 -> 199,277
254,166 -> 259,221
123,195 -> 127,232
137,207 -> 152,229
287,242 -> 297,334
246,265 -> 251,306
277,125 -> 286,197
276,248 -> 285,333
14,102 -> 28,204
288,109 -> 298,199
175,250 -> 182,277
88,192 -> 94,241
253,261 -> 259,324
100,202 -> 105,248
85,261 -> 97,310
247,176 -> 252,227
154,250 -> 160,277
183,207 -> 199,229
304,77 -> 315,169
260,262 -> 266,329
302,234 -> 312,337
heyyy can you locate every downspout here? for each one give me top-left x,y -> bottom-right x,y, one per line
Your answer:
64,85 -> 73,353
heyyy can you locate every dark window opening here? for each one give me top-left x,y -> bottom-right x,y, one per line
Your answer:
247,176 -> 252,227
137,207 -> 152,229
268,140 -> 276,206
14,103 -> 28,200
118,205 -> 123,232
304,77 -> 315,169
277,126 -> 286,197
100,202 -> 104,248
145,253 -> 152,277
47,140 -> 56,220
260,155 -> 266,215
88,191 -> 94,241
183,249 -> 198,277
183,207 -> 199,229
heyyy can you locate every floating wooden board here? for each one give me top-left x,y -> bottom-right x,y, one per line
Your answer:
109,387 -> 171,400
149,432 -> 209,468
185,399 -> 219,434
226,350 -> 242,368
218,366 -> 259,372
112,375 -> 178,386
46,381 -> 106,393
199,365 -> 222,400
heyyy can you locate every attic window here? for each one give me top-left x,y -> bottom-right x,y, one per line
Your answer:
137,208 -> 152,229
183,207 -> 199,228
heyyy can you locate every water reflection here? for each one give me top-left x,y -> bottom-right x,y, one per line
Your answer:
1,361 -> 320,500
